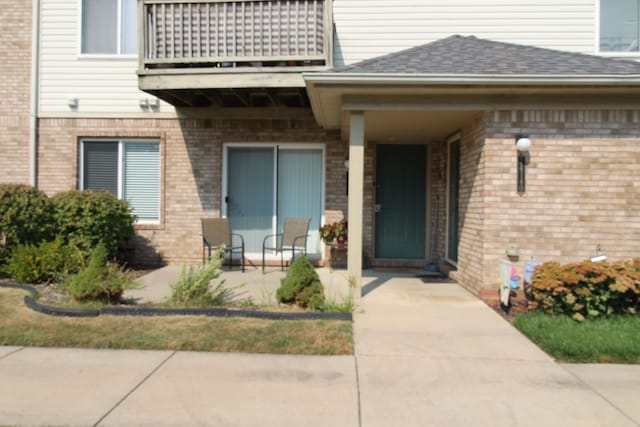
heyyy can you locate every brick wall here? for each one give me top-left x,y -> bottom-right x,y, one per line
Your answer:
477,109 -> 640,292
449,115 -> 486,290
38,113 -> 343,265
0,0 -> 32,184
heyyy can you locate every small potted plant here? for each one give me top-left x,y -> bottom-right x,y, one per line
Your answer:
334,220 -> 348,245
319,220 -> 348,245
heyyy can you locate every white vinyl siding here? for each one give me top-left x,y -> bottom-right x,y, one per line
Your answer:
333,0 -> 600,66
80,139 -> 161,223
39,0 -> 172,114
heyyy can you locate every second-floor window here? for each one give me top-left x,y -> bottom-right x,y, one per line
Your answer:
81,0 -> 137,55
600,0 -> 640,53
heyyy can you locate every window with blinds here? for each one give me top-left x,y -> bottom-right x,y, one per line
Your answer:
81,139 -> 160,223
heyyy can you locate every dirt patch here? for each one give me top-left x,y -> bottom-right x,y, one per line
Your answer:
36,284 -> 69,304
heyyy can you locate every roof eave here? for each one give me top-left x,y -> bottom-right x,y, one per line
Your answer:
303,73 -> 640,86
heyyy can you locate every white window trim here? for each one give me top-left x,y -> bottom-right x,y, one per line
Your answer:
221,143 -> 326,260
445,132 -> 461,267
79,138 -> 161,225
78,0 -> 138,58
596,0 -> 640,56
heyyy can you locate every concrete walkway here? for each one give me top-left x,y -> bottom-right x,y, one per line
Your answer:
1,271 -> 639,426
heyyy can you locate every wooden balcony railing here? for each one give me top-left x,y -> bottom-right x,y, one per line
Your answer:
139,0 -> 333,72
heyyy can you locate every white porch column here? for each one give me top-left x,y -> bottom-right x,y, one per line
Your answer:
347,111 -> 365,286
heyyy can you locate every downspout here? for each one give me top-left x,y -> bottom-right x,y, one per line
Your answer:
29,0 -> 41,187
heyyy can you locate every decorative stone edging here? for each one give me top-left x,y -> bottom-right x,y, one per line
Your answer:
0,282 -> 352,321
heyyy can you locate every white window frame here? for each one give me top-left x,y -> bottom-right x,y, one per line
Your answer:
445,132 -> 461,267
596,0 -> 640,56
221,143 -> 326,259
79,138 -> 161,224
78,0 -> 138,58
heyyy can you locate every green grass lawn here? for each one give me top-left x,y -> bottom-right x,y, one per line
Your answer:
0,288 -> 353,355
513,311 -> 640,364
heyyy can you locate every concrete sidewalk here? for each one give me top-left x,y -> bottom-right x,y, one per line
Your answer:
1,272 -> 639,426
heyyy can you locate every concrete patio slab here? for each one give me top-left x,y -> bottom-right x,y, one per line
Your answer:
127,265 -> 183,303
126,265 -> 353,306
562,364 -> 640,424
0,347 -> 172,427
102,352 -> 359,427
0,346 -> 22,359
357,355 -> 637,427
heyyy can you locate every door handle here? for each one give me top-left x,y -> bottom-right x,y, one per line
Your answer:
375,204 -> 382,213
225,196 -> 230,203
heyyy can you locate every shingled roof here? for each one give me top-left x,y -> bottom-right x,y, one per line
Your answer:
332,35 -> 640,76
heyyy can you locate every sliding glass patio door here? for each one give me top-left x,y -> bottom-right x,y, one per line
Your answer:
226,147 -> 275,254
225,145 -> 323,256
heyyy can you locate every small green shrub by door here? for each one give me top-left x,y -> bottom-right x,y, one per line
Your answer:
276,256 -> 325,310
66,244 -> 132,303
527,259 -> 640,321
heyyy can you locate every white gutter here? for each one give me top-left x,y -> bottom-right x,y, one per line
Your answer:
29,0 -> 41,187
303,72 -> 640,86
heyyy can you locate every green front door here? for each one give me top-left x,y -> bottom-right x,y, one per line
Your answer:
375,144 -> 427,259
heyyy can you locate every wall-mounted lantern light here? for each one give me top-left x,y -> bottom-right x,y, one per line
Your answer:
516,135 -> 531,194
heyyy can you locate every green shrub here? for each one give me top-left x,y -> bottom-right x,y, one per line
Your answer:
0,184 -> 54,253
276,256 -> 325,310
526,259 -> 640,320
51,190 -> 135,258
66,244 -> 132,303
2,237 -> 85,284
169,248 -> 235,307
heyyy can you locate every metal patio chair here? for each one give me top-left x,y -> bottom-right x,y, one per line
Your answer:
262,217 -> 311,271
201,218 -> 245,272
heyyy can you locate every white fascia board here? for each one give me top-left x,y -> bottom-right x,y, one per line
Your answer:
303,73 -> 640,86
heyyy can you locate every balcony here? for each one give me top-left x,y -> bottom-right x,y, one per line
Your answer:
138,0 -> 333,107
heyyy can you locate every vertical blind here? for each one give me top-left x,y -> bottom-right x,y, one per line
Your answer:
227,148 -> 275,253
83,142 -> 119,194
124,142 -> 160,221
277,149 -> 322,254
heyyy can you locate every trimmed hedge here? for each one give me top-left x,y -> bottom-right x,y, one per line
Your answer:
51,190 -> 135,258
0,184 -> 54,251
526,259 -> 640,321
